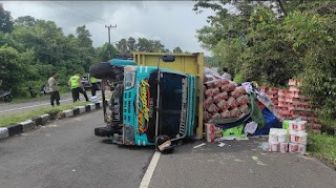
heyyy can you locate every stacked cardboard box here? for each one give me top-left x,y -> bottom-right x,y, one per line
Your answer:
261,79 -> 321,132
203,79 -> 250,123
260,86 -> 279,106
287,80 -> 321,133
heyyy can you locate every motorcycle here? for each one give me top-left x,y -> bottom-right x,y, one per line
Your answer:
0,89 -> 12,102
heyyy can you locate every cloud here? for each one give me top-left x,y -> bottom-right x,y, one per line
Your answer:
1,1 -> 212,54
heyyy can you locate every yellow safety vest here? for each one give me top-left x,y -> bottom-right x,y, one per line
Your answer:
69,75 -> 80,89
90,76 -> 98,84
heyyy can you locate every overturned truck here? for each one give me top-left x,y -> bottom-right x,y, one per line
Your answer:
90,53 -> 204,152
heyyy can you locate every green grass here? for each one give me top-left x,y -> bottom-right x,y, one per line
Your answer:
11,95 -> 50,104
0,101 -> 89,127
11,91 -> 71,104
308,133 -> 336,168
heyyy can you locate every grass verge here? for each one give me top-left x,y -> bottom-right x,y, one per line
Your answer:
307,133 -> 336,169
10,91 -> 71,104
0,101 -> 89,127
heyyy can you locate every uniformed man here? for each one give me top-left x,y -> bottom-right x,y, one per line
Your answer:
90,75 -> 99,97
47,72 -> 60,106
68,74 -> 89,102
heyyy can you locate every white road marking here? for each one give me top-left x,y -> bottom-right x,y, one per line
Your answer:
139,151 -> 161,188
0,99 -> 72,113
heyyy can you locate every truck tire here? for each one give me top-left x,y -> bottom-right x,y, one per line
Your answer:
89,62 -> 123,80
95,126 -> 113,137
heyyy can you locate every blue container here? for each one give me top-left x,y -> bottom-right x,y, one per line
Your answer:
254,108 -> 281,135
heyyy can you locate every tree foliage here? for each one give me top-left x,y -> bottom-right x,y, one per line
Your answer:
195,0 -> 336,128
0,6 -> 186,97
115,37 -> 179,57
0,9 -> 99,96
0,4 -> 13,33
173,47 -> 183,53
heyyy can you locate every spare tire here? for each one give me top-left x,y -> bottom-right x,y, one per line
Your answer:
89,62 -> 124,80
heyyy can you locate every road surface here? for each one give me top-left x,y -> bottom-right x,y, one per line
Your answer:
149,139 -> 336,188
0,111 -> 153,188
0,111 -> 335,188
0,92 -> 101,117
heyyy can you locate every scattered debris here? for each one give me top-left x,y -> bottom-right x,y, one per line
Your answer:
257,161 -> 267,166
252,156 -> 259,161
258,142 -> 269,151
252,155 -> 267,166
244,121 -> 258,135
217,142 -> 226,147
234,159 -> 244,162
193,143 -> 206,149
47,124 -> 58,128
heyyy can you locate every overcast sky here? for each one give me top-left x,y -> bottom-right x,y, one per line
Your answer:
1,1 -> 213,54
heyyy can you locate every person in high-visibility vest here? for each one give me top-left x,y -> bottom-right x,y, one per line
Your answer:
68,74 -> 89,102
90,75 -> 99,97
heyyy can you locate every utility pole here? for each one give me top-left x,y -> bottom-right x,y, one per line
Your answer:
105,24 -> 117,44
105,24 -> 117,59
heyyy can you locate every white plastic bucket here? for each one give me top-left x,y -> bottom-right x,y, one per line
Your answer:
296,131 -> 307,144
270,142 -> 279,152
269,134 -> 278,143
278,131 -> 288,143
290,120 -> 307,131
280,143 -> 288,153
289,143 -> 299,153
289,130 -> 297,143
298,144 -> 306,154
296,121 -> 306,131
290,122 -> 297,130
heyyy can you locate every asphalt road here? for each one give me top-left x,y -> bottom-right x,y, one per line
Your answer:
0,111 -> 154,188
149,139 -> 336,188
0,92 -> 101,117
1,110 -> 335,188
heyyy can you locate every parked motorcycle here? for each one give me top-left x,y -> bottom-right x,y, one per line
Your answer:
0,89 -> 12,102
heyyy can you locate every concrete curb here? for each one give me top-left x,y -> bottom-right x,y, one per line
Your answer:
78,106 -> 85,113
41,114 -> 50,125
85,104 -> 91,112
89,103 -> 95,111
32,116 -> 43,126
63,109 -> 73,118
7,123 -> 23,137
0,101 -> 103,141
0,127 -> 9,139
20,119 -> 35,132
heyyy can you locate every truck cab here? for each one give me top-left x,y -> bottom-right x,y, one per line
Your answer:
91,58 -> 197,147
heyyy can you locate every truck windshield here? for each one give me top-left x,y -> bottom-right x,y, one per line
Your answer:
159,72 -> 186,137
146,71 -> 187,142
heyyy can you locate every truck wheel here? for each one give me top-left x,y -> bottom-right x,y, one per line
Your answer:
89,62 -> 123,80
95,126 -> 113,137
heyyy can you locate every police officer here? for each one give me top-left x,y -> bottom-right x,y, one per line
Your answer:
90,75 -> 99,97
69,74 -> 89,102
